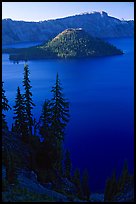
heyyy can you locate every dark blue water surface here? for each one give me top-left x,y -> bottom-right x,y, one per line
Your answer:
2,38 -> 134,193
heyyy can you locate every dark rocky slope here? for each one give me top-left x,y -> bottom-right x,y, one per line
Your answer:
2,129 -> 134,202
2,130 -> 85,202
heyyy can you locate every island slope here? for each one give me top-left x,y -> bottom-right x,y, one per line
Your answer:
3,28 -> 123,61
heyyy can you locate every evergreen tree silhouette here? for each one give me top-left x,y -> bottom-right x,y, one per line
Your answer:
38,100 -> 55,170
118,160 -> 129,191
33,118 -> 39,136
73,168 -> 83,199
39,100 -> 51,141
13,86 -> 28,142
104,177 -> 112,201
2,82 -> 11,130
23,64 -> 35,136
104,170 -> 117,201
82,169 -> 90,200
50,73 -> 69,173
64,149 -> 72,179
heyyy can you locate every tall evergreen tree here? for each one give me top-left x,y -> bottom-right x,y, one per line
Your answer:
50,72 -> 69,141
13,86 -> 28,141
50,73 -> 69,173
73,168 -> 83,199
2,82 -> 11,129
82,169 -> 90,200
64,149 -> 72,179
38,100 -> 55,170
23,64 -> 35,136
38,99 -> 59,172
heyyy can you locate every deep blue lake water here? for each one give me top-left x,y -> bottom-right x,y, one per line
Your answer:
2,38 -> 134,193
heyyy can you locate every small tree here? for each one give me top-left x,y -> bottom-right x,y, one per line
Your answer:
118,160 -> 129,191
64,149 -> 72,179
23,64 -> 35,136
2,82 -> 11,129
73,168 -> 83,199
39,100 -> 51,141
104,170 -> 117,201
82,169 -> 90,200
104,177 -> 112,201
13,86 -> 28,141
111,170 -> 117,196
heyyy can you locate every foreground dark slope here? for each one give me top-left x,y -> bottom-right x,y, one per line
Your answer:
2,129 -> 134,202
2,11 -> 134,45
3,28 -> 123,61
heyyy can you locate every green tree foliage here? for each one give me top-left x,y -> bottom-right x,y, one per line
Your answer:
82,169 -> 90,200
104,170 -> 117,201
118,160 -> 130,191
73,168 -> 83,199
111,170 -> 118,195
2,82 -> 11,129
64,149 -> 72,179
104,177 -> 112,201
23,64 -> 35,136
13,86 -> 28,142
6,28 -> 123,61
46,29 -> 123,58
104,162 -> 132,202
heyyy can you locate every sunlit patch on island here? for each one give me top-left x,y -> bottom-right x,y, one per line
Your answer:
3,28 -> 123,62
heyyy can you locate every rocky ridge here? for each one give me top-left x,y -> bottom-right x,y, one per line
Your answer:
2,11 -> 134,45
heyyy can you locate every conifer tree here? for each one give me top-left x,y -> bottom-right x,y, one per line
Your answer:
23,64 -> 35,136
111,170 -> 118,198
33,118 -> 39,136
39,100 -> 51,141
118,160 -> 129,191
38,100 -> 54,170
11,123 -> 15,132
38,99 -> 57,171
50,72 -> 69,141
82,169 -> 90,200
50,73 -> 69,173
73,168 -> 83,199
104,177 -> 112,201
104,170 -> 117,201
2,82 -> 11,129
13,86 -> 28,141
64,149 -> 72,179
